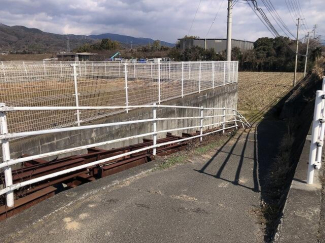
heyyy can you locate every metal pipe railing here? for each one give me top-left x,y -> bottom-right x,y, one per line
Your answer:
307,76 -> 325,184
0,103 -> 250,207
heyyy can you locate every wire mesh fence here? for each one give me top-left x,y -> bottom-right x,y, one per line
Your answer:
0,61 -> 238,133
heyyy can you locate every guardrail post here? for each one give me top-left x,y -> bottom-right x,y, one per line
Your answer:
307,90 -> 323,184
158,59 -> 161,104
223,62 -> 226,85
0,103 -> 14,207
199,61 -> 201,93
234,109 -> 238,130
72,64 -> 81,126
200,106 -> 204,142
212,62 -> 215,89
153,103 -> 157,156
181,62 -> 184,98
124,63 -> 129,113
223,107 -> 226,134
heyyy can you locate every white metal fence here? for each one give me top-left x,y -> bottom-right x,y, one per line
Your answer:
0,61 -> 238,133
0,103 -> 250,207
307,76 -> 325,184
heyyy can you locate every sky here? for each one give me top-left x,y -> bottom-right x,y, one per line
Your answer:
0,0 -> 323,43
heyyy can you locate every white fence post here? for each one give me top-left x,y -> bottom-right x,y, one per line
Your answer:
212,61 -> 215,89
72,64 -> 81,126
133,62 -> 136,79
200,106 -> 204,142
153,103 -> 157,156
104,62 -> 107,76
223,62 -> 226,85
236,61 -> 239,83
227,62 -> 230,84
232,62 -> 235,83
189,61 -> 191,80
1,62 -> 6,82
307,90 -> 323,184
169,62 -> 171,80
158,59 -> 161,104
43,60 -> 47,76
60,61 -> 63,77
0,103 -> 14,207
223,106 -> 226,134
92,62 -> 94,76
124,63 -> 129,113
199,62 -> 201,93
23,61 -> 28,76
150,62 -> 153,79
119,62 -> 121,77
181,62 -> 184,98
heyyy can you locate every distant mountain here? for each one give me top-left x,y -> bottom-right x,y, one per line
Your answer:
0,24 -> 175,53
0,24 -> 94,53
89,33 -> 175,47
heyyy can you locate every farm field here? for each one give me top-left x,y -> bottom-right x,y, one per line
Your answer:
237,72 -> 304,122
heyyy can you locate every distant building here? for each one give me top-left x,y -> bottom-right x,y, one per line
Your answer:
57,52 -> 98,61
178,38 -> 254,53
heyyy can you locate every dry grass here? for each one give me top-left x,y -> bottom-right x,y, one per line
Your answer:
237,72 -> 303,121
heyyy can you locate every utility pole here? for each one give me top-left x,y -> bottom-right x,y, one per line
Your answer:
226,0 -> 233,61
304,32 -> 310,78
294,18 -> 300,86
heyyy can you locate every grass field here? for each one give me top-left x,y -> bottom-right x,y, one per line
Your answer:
237,72 -> 304,122
0,69 -> 302,132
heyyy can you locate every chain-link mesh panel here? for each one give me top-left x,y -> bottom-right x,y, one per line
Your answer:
0,61 -> 238,133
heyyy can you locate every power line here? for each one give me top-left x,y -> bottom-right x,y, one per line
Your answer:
188,0 -> 202,36
246,0 -> 302,55
261,0 -> 295,38
288,0 -> 308,34
206,0 -> 225,37
246,0 -> 275,37
285,0 -> 298,25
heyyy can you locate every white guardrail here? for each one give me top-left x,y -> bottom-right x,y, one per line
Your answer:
307,76 -> 325,184
0,104 -> 250,207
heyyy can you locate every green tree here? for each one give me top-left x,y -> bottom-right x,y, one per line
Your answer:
152,40 -> 161,51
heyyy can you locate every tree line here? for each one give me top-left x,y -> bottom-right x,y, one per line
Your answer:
168,36 -> 323,72
75,36 -> 323,72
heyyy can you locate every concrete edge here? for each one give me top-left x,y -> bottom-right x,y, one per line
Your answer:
275,127 -> 323,242
0,159 -> 159,239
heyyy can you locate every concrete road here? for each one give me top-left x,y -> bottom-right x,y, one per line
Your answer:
1,128 -> 265,243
